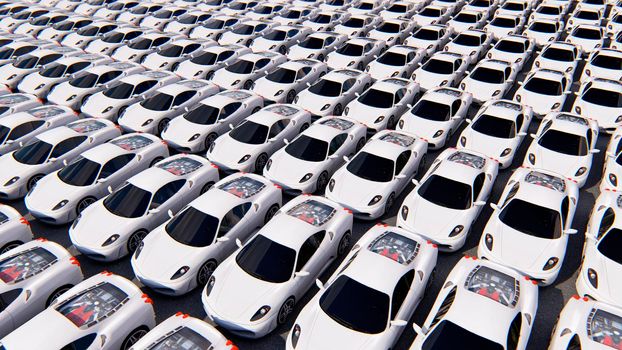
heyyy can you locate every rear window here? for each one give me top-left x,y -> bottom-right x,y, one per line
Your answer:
57,282 -> 128,328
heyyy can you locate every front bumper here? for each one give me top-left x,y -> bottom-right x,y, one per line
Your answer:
202,296 -> 276,339
132,262 -> 194,296
396,218 -> 466,252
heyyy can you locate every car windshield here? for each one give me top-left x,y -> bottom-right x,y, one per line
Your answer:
77,27 -> 99,37
159,45 -> 184,58
299,37 -> 324,49
70,73 -> 98,88
377,22 -> 400,33
103,82 -> 134,99
542,47 -> 574,61
154,10 -> 173,19
225,59 -> 254,74
582,87 -> 622,108
203,19 -> 224,29
422,321 -> 504,350
598,228 -> 622,264
190,52 -> 217,65
103,184 -> 151,218
491,17 -> 516,27
102,32 -> 124,43
423,59 -> 454,74
319,275 -> 389,334
13,55 -> 38,69
184,104 -> 220,124
411,100 -> 451,121
336,43 -> 364,56
346,151 -> 394,182
524,77 -> 562,95
166,207 -> 219,247
496,40 -> 525,53
530,22 -> 556,32
40,64 -> 67,78
12,139 -> 52,165
454,13 -> 477,22
539,6 -> 560,15
128,38 -> 153,50
414,29 -> 439,40
53,21 -> 74,30
577,10 -> 600,19
264,30 -> 287,41
235,234 -> 296,283
573,28 -> 601,39
343,18 -> 364,28
592,54 -> 622,70
418,174 -> 472,209
285,135 -> 328,162
499,198 -> 562,239
358,89 -> 394,108
0,48 -> 14,60
377,52 -> 406,66
311,14 -> 331,24
471,67 -> 505,83
140,93 -> 174,111
232,24 -> 254,35
230,120 -> 269,144
472,114 -> 516,138
266,68 -> 296,83
58,157 -> 101,187
454,34 -> 480,46
309,79 -> 342,97
538,129 -> 588,156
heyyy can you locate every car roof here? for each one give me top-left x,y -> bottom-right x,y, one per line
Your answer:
424,87 -> 464,103
324,69 -> 364,82
435,149 -> 490,180
365,130 -> 418,159
121,70 -> 175,84
480,100 -> 524,119
369,78 -> 412,93
193,173 -> 270,216
513,168 -> 569,206
128,155 -> 206,189
386,45 -> 420,54
156,79 -> 211,94
249,104 -> 304,124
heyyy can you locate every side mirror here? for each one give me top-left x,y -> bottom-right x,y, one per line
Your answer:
590,148 -> 600,154
412,323 -> 427,335
235,238 -> 243,248
390,320 -> 408,327
268,137 -> 277,143
107,185 -> 113,194
395,174 -> 406,179
354,92 -> 360,97
564,228 -> 578,235
283,138 -> 289,145
216,236 -> 230,242
97,177 -> 108,184
148,208 -> 160,215
490,203 -> 499,210
62,159 -> 68,166
229,123 -> 235,130
295,270 -> 310,278
48,157 -> 57,163
306,82 -> 312,87
315,278 -> 325,290
411,178 -> 420,186
473,200 -> 486,206
167,209 -> 174,218
342,155 -> 349,162
529,133 -> 537,138
517,132 -> 527,137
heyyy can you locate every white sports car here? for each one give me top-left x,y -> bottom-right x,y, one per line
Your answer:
567,7 -> 603,31
92,1 -> 140,20
408,257 -> 538,350
532,41 -> 581,75
162,10 -> 212,35
379,1 -> 419,19
529,3 -> 565,22
514,68 -> 573,116
271,6 -> 317,25
0,105 -> 78,156
366,45 -> 425,81
0,47 -> 79,90
162,90 -> 263,153
0,239 -> 82,338
0,93 -> 42,119
115,2 -> 164,25
580,49 -> 622,83
348,0 -> 387,15
0,273 -> 156,350
412,5 -> 452,26
188,15 -> 242,41
69,154 -> 219,261
252,59 -> 328,104
174,44 -> 250,80
446,10 -> 488,33
398,148 -> 498,251
0,7 -> 49,32
523,19 -> 564,47
207,104 -> 311,174
572,78 -> 622,133
332,14 -> 381,38
218,20 -> 275,46
139,7 -> 189,30
203,195 -> 353,338
301,10 -> 350,32
132,173 -> 281,296
250,25 -> 312,55
142,39 -> 216,72
60,21 -> 120,49
81,70 -> 180,121
524,113 -> 599,188
83,27 -> 147,56
25,133 -> 169,225
495,0 -> 531,16
483,14 -> 525,40
118,80 -> 218,135
566,24 -> 605,55
367,18 -> 416,47
343,77 -> 419,132
0,118 -> 120,200
397,87 -> 472,150
326,130 -> 428,220
477,168 -> 579,285
443,29 -> 494,65
287,32 -> 348,62
460,59 -> 518,104
212,51 -> 287,90
264,116 -> 367,194
602,127 -> 622,191
326,37 -> 386,71
36,16 -> 93,41
111,32 -> 183,63
412,51 -> 469,91
0,204 -> 32,253
486,35 -> 535,70
404,24 -> 454,58
12,12 -> 68,37
0,40 -> 40,67
286,225 -> 437,350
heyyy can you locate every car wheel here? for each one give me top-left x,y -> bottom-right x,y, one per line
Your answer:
46,285 -> 72,307
363,83 -> 370,90
255,153 -> 269,173
121,327 -> 149,350
200,181 -> 214,194
214,33 -> 222,41
299,123 -> 309,133
317,54 -> 324,61
356,62 -> 363,71
264,203 -> 280,224
356,138 -> 366,152
243,80 -> 253,90
196,260 -> 217,286
278,46 -> 286,55
384,193 -> 395,216
150,156 -> 164,167
204,133 -> 217,151
277,297 -> 295,326
76,197 -> 96,216
127,230 -> 148,254
170,62 -> 180,71
205,70 -> 215,80
157,118 -> 170,135
337,230 -> 351,257
333,104 -> 342,115
286,90 -> 296,103
27,174 -> 44,191
388,115 -> 396,129
418,154 -> 427,175
0,241 -> 21,254
316,171 -> 329,193
117,106 -> 127,120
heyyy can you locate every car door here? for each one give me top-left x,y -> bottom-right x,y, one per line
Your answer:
96,153 -> 136,195
213,202 -> 253,260
267,118 -> 291,153
291,230 -> 327,297
327,133 -> 350,170
172,90 -> 197,112
216,102 -> 243,134
387,270 -> 417,340
148,179 -> 187,225
394,150 -> 414,192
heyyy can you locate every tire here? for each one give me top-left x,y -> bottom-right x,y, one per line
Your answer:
333,104 -> 342,115
299,123 -> 309,133
204,133 -> 217,152
277,297 -> 295,326
255,153 -> 269,173
127,230 -> 148,254
150,156 -> 164,167
121,327 -> 149,350
384,193 -> 395,216
264,203 -> 280,224
0,241 -> 21,255
387,115 -> 396,129
196,260 -> 217,286
356,138 -> 366,152
76,197 -> 96,216
170,62 -> 180,71
286,90 -> 296,103
46,285 -> 72,307
27,174 -> 44,191
205,70 -> 215,80
278,46 -> 286,55
357,62 -> 363,71
157,118 -> 170,135
200,181 -> 214,194
214,33 -> 222,41
243,80 -> 253,90
337,230 -> 351,257
316,171 -> 329,193
317,54 -> 324,61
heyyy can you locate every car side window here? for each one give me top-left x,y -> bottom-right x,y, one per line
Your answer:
7,121 -> 44,141
134,80 -> 157,95
451,99 -> 461,115
100,25 -> 116,34
516,114 -> 524,131
472,173 -> 485,201
51,136 -> 87,158
287,29 -> 299,37
341,79 -> 355,92
99,154 -> 135,179
218,50 -> 234,61
60,333 -> 97,350
504,67 -> 511,80
391,270 -> 415,319
598,207 -> 615,239
268,119 -> 290,138
254,58 -> 270,70
430,286 -> 456,328
254,23 -> 267,32
217,202 -> 252,237
502,183 -> 520,207
299,67 -> 312,79
14,46 -> 36,57
364,43 -> 373,52
124,31 -> 141,41
324,36 -> 335,46
198,14 -> 211,21
150,179 -> 186,209
183,44 -> 200,55
97,71 -> 122,85
453,59 -> 462,71
173,91 -> 196,106
506,313 -> 522,350
394,150 -> 411,175
406,52 -> 415,62
67,62 -> 90,74
39,53 -> 62,65
295,230 -> 325,272
329,133 -> 348,155
394,89 -> 405,104
220,102 -> 242,120
586,129 -> 592,146
225,19 -> 238,27
561,196 -> 570,227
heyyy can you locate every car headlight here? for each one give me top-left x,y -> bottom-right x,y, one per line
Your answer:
274,89 -> 284,96
534,61 -> 540,68
159,62 -> 167,68
269,45 -> 276,50
171,266 -> 190,280
299,173 -> 313,183
129,54 -> 137,60
344,107 -> 350,115
328,179 -> 335,192
35,83 -> 45,90
575,167 -> 587,176
250,305 -> 271,321
484,233 -> 493,250
292,324 -> 301,348
515,94 -> 521,102
141,118 -> 153,126
391,71 -> 399,77
501,148 -> 511,157
238,154 -> 251,163
616,115 -> 622,123
528,153 -> 535,164
188,133 -> 200,142
102,234 -> 120,247
575,106 -> 582,114
492,90 -> 501,96
433,130 -> 443,138
552,102 -> 560,110
368,195 -> 382,206
347,61 -> 355,67
351,31 -> 358,36
320,104 -> 331,111
4,176 -> 19,186
460,136 -> 466,146
400,205 -> 409,220
52,200 -> 69,211
134,241 -> 144,258
543,257 -> 559,271
374,115 -> 385,124
102,106 -> 113,113
440,80 -> 448,86
66,94 -> 77,101
610,173 -> 618,186
232,80 -> 240,86
206,275 -> 216,296
411,73 -> 416,80
449,225 -> 464,237
587,268 -> 598,288
307,53 -> 314,58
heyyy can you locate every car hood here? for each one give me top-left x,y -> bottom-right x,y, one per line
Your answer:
405,195 -> 468,239
26,172 -> 91,209
296,91 -> 339,113
345,102 -> 385,124
330,171 -> 387,207
112,46 -> 147,61
85,40 -> 115,54
401,116 -> 451,139
81,93 -> 122,117
163,117 -> 214,142
532,145 -> 585,178
591,249 -> 622,304
18,73 -> 58,91
463,130 -> 512,158
268,151 -> 325,185
0,154 -> 39,184
297,309 -> 380,350
210,135 -> 259,165
212,70 -> 245,89
70,201 -> 137,247
253,79 -> 289,99
119,105 -> 167,129
142,54 -> 172,69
